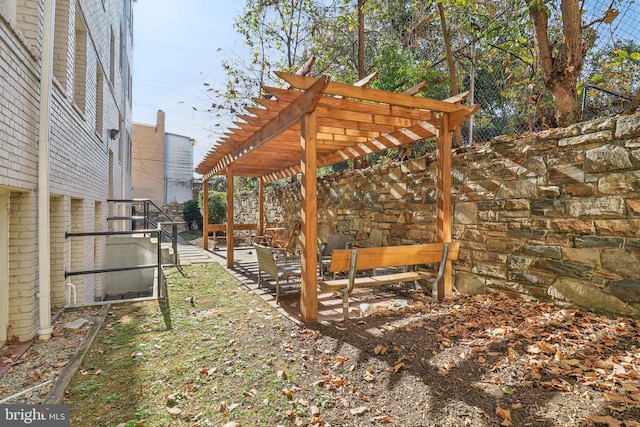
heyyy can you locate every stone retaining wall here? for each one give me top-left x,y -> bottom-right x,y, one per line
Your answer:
254,113 -> 640,317
453,114 -> 640,318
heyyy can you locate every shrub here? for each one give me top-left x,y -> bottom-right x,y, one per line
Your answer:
182,199 -> 203,231
198,191 -> 227,225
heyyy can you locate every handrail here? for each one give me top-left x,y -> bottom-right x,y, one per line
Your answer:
64,200 -> 185,305
64,228 -> 165,301
107,199 -> 183,265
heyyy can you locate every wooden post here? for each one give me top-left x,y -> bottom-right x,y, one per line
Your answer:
258,177 -> 265,235
436,113 -> 453,299
226,167 -> 234,267
300,111 -> 318,321
203,179 -> 209,251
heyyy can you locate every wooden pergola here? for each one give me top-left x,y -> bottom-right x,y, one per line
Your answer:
195,70 -> 479,322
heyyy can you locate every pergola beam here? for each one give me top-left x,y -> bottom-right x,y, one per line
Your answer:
275,71 -> 463,113
208,76 -> 330,176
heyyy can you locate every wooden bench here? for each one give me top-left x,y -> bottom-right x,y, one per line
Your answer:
253,243 -> 301,303
320,242 -> 460,320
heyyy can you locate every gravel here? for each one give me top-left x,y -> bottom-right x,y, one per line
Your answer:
0,306 -> 103,404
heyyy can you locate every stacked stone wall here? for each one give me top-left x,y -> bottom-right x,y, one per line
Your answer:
453,114 -> 640,317
262,113 -> 640,318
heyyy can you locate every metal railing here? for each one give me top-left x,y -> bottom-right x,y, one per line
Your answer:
108,199 -> 183,265
64,228 -> 165,284
63,200 -> 183,304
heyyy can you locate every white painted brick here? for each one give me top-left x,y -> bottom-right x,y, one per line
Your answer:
1,0 -> 133,342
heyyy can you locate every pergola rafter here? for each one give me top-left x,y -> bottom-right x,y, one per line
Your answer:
195,70 -> 478,322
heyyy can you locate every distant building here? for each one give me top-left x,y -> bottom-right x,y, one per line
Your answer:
132,111 -> 194,206
0,0 -> 133,343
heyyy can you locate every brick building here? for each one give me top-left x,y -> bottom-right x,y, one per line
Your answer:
0,0 -> 133,344
133,110 -> 194,206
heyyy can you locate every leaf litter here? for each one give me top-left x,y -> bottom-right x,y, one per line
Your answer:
60,263 -> 640,426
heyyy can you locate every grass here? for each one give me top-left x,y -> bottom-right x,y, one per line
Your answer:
64,263 -> 304,426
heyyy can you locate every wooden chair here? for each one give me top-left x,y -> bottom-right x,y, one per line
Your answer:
272,222 -> 300,254
318,233 -> 352,279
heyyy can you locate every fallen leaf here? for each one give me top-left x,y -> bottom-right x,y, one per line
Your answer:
496,405 -> 511,421
350,406 -> 368,415
374,345 -> 388,355
277,370 -> 288,379
603,392 -> 634,404
527,344 -> 541,354
166,393 -> 178,406
281,388 -> 293,400
166,407 -> 181,416
507,347 -> 519,362
586,414 -> 623,427
335,355 -> 349,364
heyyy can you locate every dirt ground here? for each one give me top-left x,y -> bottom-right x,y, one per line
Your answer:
301,291 -> 640,426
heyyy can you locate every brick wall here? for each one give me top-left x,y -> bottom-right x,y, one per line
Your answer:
1,0 -> 133,342
8,192 -> 38,342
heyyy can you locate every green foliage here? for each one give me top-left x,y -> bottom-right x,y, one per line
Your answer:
198,191 -> 227,225
234,176 -> 259,193
214,0 -> 637,153
182,199 -> 203,231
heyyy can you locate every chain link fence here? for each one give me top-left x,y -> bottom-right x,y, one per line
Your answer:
454,0 -> 639,144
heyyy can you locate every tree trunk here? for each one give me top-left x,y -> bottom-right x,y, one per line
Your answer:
437,3 -> 462,147
625,88 -> 640,114
529,0 -> 584,127
357,0 -> 366,79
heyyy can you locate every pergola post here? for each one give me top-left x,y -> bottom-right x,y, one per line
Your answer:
300,110 -> 318,322
258,178 -> 265,234
436,113 -> 453,299
203,179 -> 209,251
226,167 -> 234,267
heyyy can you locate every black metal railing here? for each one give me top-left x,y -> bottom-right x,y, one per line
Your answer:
107,199 -> 183,265
63,199 -> 183,305
64,228 -> 164,285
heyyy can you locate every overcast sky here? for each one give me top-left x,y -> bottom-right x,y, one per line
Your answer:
132,0 -> 246,166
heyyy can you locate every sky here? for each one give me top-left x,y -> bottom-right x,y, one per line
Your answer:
132,0 -> 247,167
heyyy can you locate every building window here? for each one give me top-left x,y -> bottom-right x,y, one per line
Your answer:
96,67 -> 104,139
53,0 -> 71,88
72,2 -> 87,113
